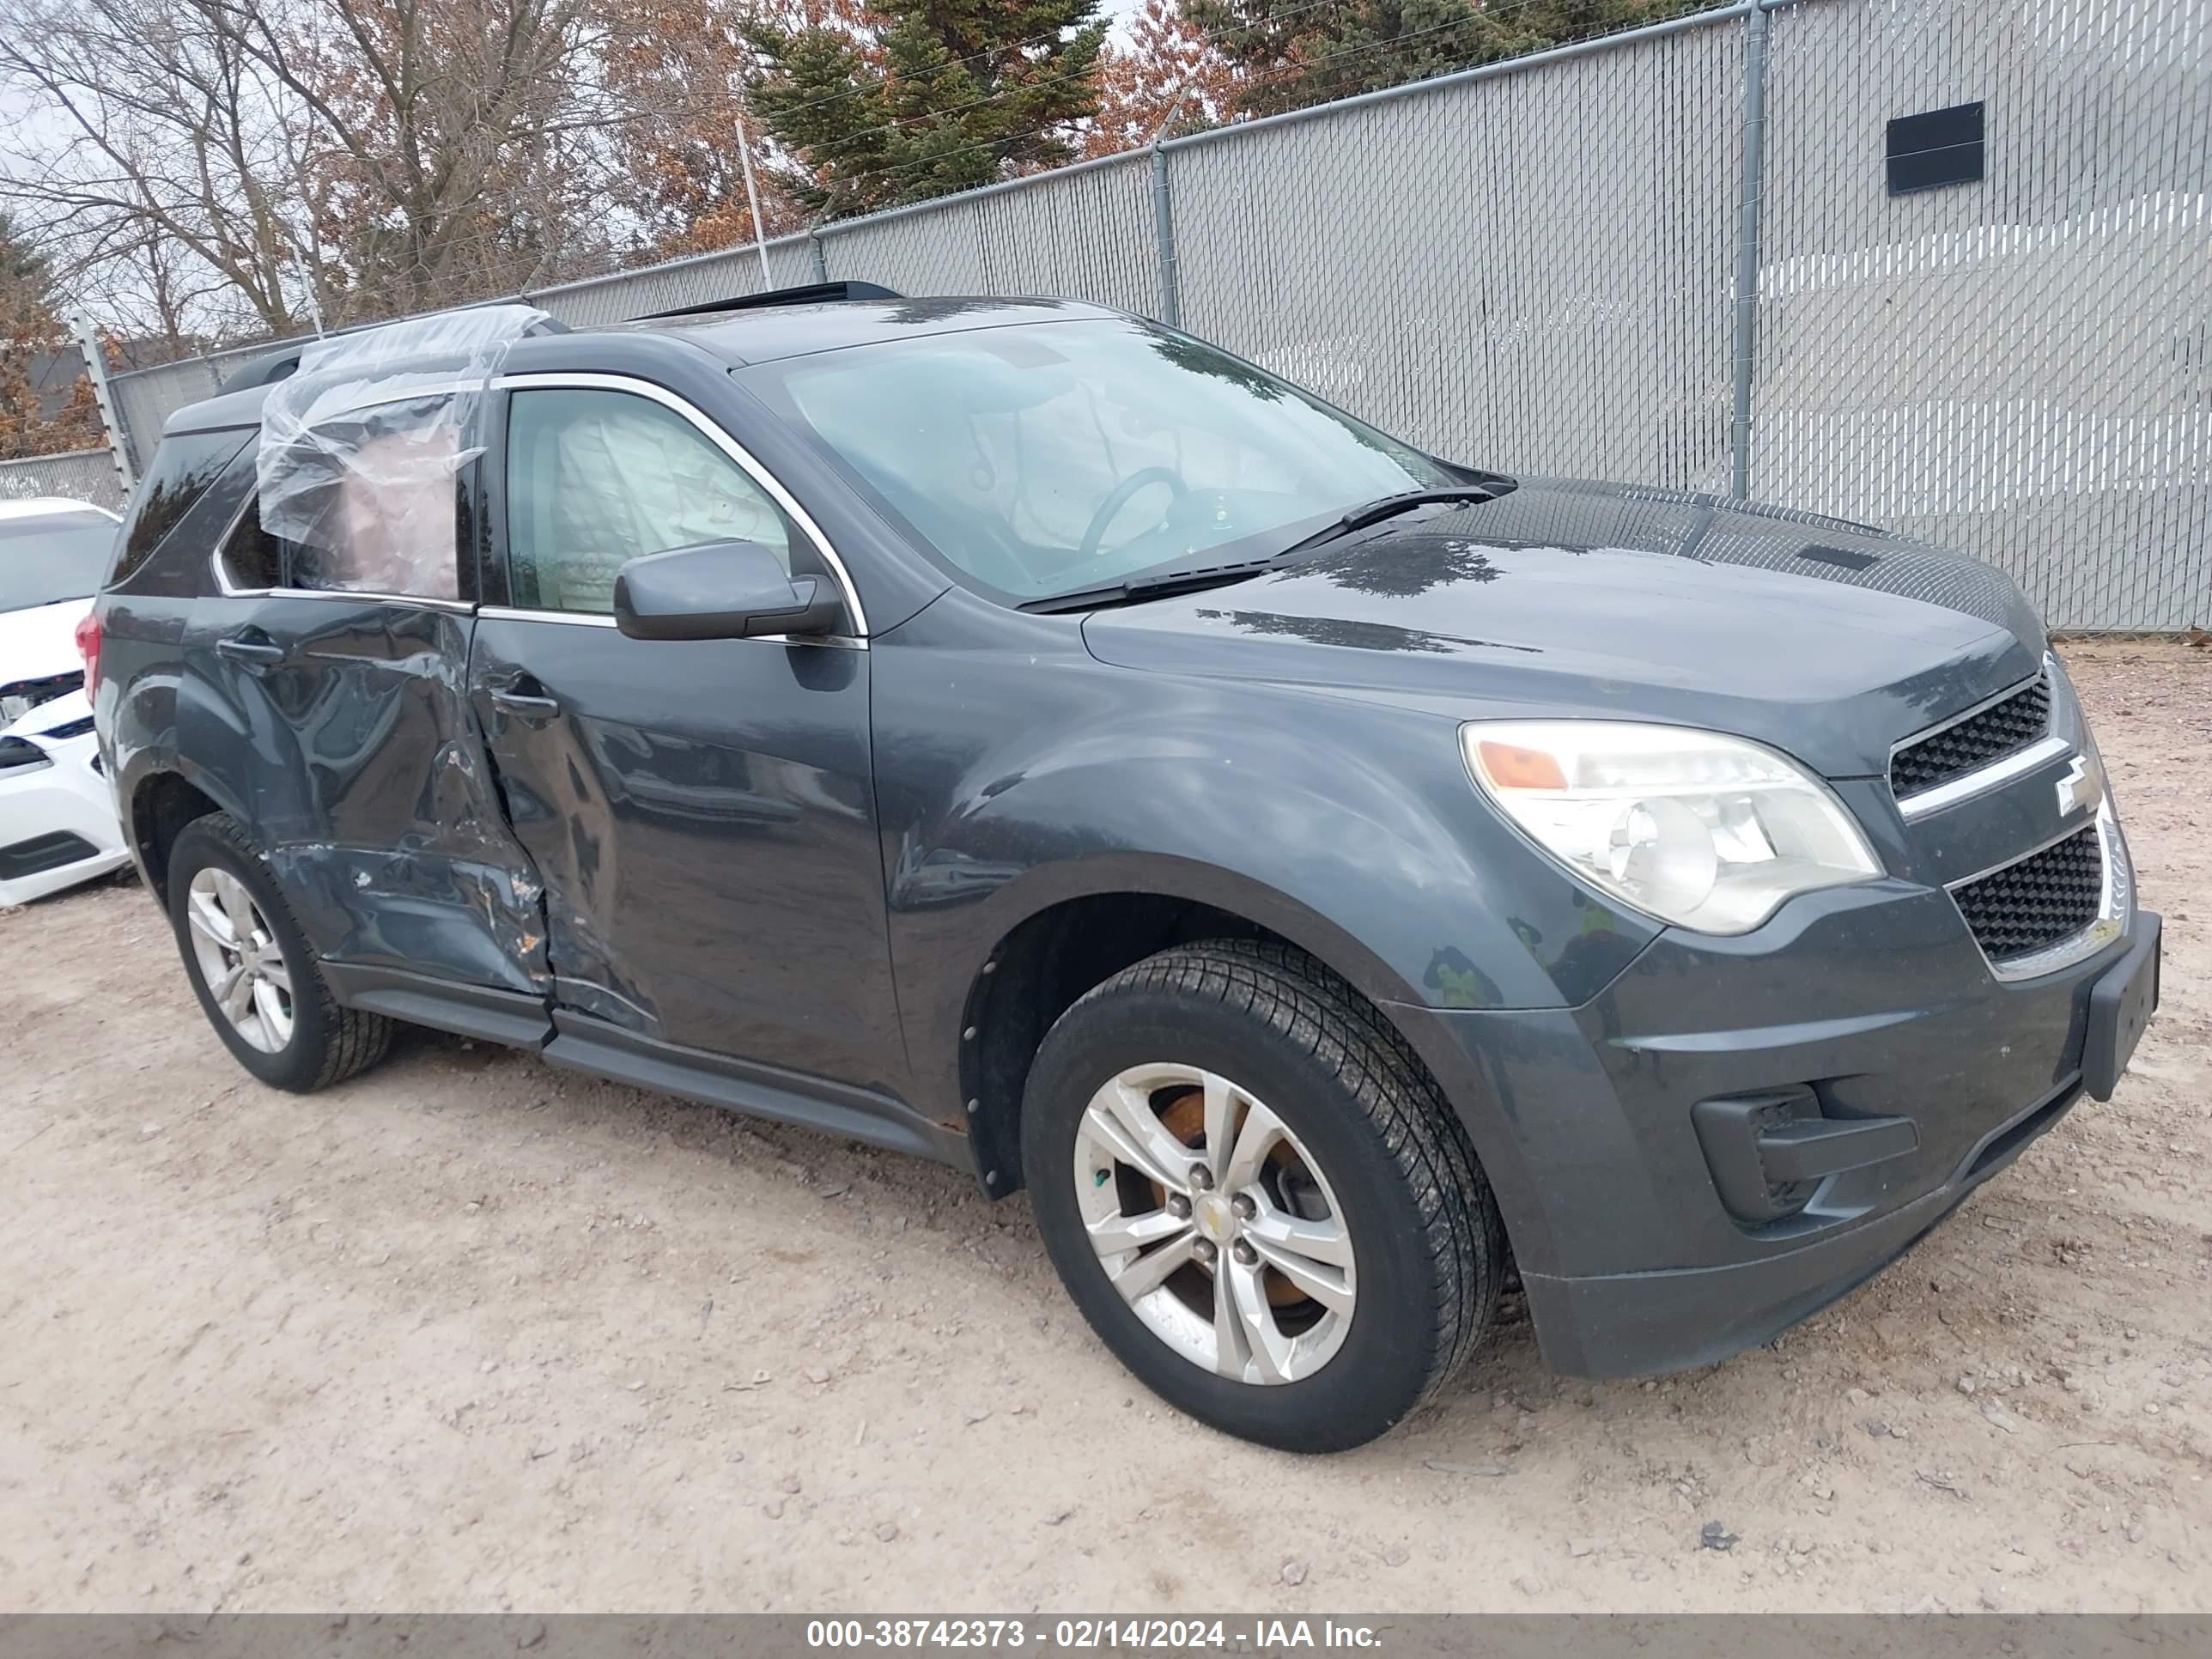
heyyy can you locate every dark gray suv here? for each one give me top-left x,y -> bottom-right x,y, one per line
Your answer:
86,286 -> 2161,1450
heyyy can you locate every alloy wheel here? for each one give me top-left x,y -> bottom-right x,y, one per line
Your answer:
184,866 -> 295,1054
1072,1062 -> 1357,1384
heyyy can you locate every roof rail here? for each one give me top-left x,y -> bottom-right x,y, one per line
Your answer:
218,307 -> 570,393
633,280 -> 904,322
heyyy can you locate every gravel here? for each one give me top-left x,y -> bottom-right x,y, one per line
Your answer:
0,642 -> 2204,1613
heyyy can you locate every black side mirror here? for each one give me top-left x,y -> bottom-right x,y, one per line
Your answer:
612,540 -> 845,642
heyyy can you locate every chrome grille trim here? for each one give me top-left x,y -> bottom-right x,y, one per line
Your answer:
1889,663 -> 2052,810
1896,733 -> 2072,821
1945,799 -> 2130,983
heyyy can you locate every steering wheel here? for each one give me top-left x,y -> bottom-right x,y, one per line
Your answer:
1079,467 -> 1189,561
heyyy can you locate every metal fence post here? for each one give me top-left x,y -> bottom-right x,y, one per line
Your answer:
809,228 -> 830,285
69,312 -> 137,496
1151,146 -> 1180,329
1728,1 -> 1772,500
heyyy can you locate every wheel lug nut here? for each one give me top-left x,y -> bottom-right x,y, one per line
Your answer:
1231,1194 -> 1256,1220
1167,1194 -> 1191,1218
1193,1238 -> 1218,1267
1231,1240 -> 1257,1267
1188,1166 -> 1213,1192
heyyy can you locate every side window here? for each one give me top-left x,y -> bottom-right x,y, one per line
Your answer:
216,495 -> 285,591
285,410 -> 465,599
504,388 -> 799,615
108,428 -> 252,586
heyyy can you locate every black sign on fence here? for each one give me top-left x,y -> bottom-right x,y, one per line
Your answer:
1887,100 -> 1987,195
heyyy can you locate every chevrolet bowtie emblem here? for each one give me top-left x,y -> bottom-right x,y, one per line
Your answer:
2057,751 -> 2105,818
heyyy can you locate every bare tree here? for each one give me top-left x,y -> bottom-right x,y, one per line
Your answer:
204,0 -> 625,317
0,0 -> 322,335
0,0 -> 631,338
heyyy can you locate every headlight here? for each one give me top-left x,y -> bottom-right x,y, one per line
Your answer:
1462,720 -> 1881,934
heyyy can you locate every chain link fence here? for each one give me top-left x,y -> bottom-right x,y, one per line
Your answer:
91,0 -> 2211,629
822,153 -> 1164,315
1753,0 -> 2212,630
0,447 -> 126,513
1170,16 -> 1746,495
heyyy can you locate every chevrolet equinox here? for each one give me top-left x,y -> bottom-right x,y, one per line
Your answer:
85,286 -> 2162,1450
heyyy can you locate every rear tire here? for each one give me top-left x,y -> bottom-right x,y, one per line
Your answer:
167,812 -> 392,1092
1023,938 -> 1504,1451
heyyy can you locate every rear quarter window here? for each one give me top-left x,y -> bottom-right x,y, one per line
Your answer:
216,495 -> 287,591
108,428 -> 253,586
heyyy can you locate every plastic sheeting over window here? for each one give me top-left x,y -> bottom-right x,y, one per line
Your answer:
257,305 -> 549,599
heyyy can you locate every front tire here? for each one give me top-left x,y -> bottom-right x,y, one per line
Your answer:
1023,939 -> 1505,1451
167,812 -> 392,1092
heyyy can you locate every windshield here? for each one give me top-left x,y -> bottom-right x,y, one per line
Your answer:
746,317 -> 1455,601
0,510 -> 118,612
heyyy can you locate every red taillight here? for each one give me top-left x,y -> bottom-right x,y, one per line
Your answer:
75,611 -> 102,696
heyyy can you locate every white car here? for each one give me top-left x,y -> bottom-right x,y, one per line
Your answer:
1,495 -> 131,906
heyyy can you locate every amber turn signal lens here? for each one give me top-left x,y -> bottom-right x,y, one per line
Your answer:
1475,739 -> 1568,791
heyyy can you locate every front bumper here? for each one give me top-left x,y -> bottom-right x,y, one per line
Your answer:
1390,878 -> 2160,1379
0,727 -> 131,907
1520,1066 -> 2087,1376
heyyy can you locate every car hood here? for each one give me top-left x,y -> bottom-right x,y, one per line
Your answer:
1080,478 -> 2046,779
0,596 -> 93,692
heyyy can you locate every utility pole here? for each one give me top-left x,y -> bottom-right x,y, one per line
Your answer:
736,109 -> 773,286
1728,0 -> 1771,500
1147,81 -> 1198,330
69,313 -> 136,497
279,222 -> 326,337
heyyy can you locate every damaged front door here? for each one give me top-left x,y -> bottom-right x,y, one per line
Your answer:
466,379 -> 905,1097
180,434 -> 550,1003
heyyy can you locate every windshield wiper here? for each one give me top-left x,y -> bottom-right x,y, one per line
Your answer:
1268,487 -> 1505,559
1018,483 -> 1510,614
1018,556 -> 1279,615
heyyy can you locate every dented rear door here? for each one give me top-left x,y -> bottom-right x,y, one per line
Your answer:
178,449 -> 550,998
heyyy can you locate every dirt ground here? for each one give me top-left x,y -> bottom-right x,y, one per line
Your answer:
1,641 -> 2205,1615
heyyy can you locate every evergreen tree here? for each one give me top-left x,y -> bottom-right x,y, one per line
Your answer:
1186,0 -> 1705,118
746,0 -> 1109,217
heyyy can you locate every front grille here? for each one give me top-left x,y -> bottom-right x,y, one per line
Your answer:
1954,825 -> 2103,961
1891,673 -> 2051,798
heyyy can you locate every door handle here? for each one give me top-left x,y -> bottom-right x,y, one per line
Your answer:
215,632 -> 287,671
488,684 -> 561,723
